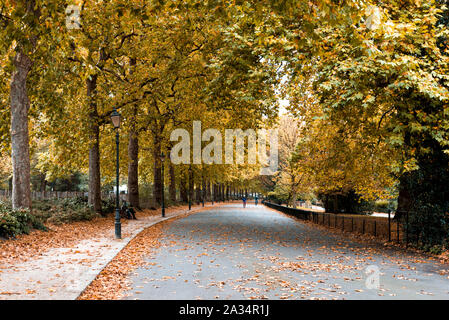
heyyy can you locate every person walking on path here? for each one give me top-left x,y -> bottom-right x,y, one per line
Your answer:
255,195 -> 258,206
242,196 -> 247,208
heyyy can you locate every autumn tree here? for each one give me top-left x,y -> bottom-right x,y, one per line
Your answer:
0,1 -> 68,209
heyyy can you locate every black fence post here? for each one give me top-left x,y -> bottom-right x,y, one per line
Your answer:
362,219 -> 365,234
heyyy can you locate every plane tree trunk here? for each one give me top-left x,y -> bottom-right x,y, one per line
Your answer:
169,162 -> 177,203
87,75 -> 102,214
10,50 -> 33,209
153,141 -> 162,206
9,1 -> 41,210
128,124 -> 140,209
180,170 -> 188,202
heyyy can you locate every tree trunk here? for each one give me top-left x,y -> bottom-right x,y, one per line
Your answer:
180,171 -> 188,202
87,75 -> 102,214
395,174 -> 412,220
169,162 -> 177,203
153,141 -> 162,206
10,50 -> 33,209
206,179 -> 211,201
291,188 -> 297,208
202,177 -> 206,203
333,195 -> 339,213
127,60 -> 140,209
128,125 -> 139,209
40,173 -> 47,192
189,168 -> 194,205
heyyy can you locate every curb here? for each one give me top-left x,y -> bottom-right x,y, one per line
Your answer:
75,203 -> 223,299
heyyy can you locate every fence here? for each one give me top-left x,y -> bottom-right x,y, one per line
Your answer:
0,190 -> 113,201
263,201 -> 405,244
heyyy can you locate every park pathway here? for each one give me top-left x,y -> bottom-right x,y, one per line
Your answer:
124,204 -> 449,300
0,203 -> 217,300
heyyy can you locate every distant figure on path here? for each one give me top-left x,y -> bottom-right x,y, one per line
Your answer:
255,196 -> 258,206
242,196 -> 247,208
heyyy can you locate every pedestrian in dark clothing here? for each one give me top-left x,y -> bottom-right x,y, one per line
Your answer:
242,196 -> 247,208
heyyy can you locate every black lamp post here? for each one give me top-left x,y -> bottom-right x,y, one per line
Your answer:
188,164 -> 192,210
110,108 -> 121,239
160,152 -> 166,217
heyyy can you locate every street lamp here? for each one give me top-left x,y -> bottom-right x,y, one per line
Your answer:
160,152 -> 166,217
110,108 -> 121,239
188,164 -> 192,210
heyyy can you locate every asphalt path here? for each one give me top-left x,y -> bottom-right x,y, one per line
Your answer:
125,204 -> 449,300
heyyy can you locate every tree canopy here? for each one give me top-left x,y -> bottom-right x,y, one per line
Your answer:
1,0 -> 448,245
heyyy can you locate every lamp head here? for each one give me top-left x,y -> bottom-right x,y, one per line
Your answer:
110,108 -> 121,129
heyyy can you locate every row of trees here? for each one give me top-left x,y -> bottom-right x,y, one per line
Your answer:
1,1 -> 448,246
0,0 -> 283,212
261,1 -> 449,247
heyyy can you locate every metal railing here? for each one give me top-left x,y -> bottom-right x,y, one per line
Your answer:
263,201 -> 406,244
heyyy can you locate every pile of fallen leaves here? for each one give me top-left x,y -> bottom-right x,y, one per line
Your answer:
0,216 -> 113,268
78,222 -> 165,300
439,251 -> 449,263
0,206 -> 181,268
